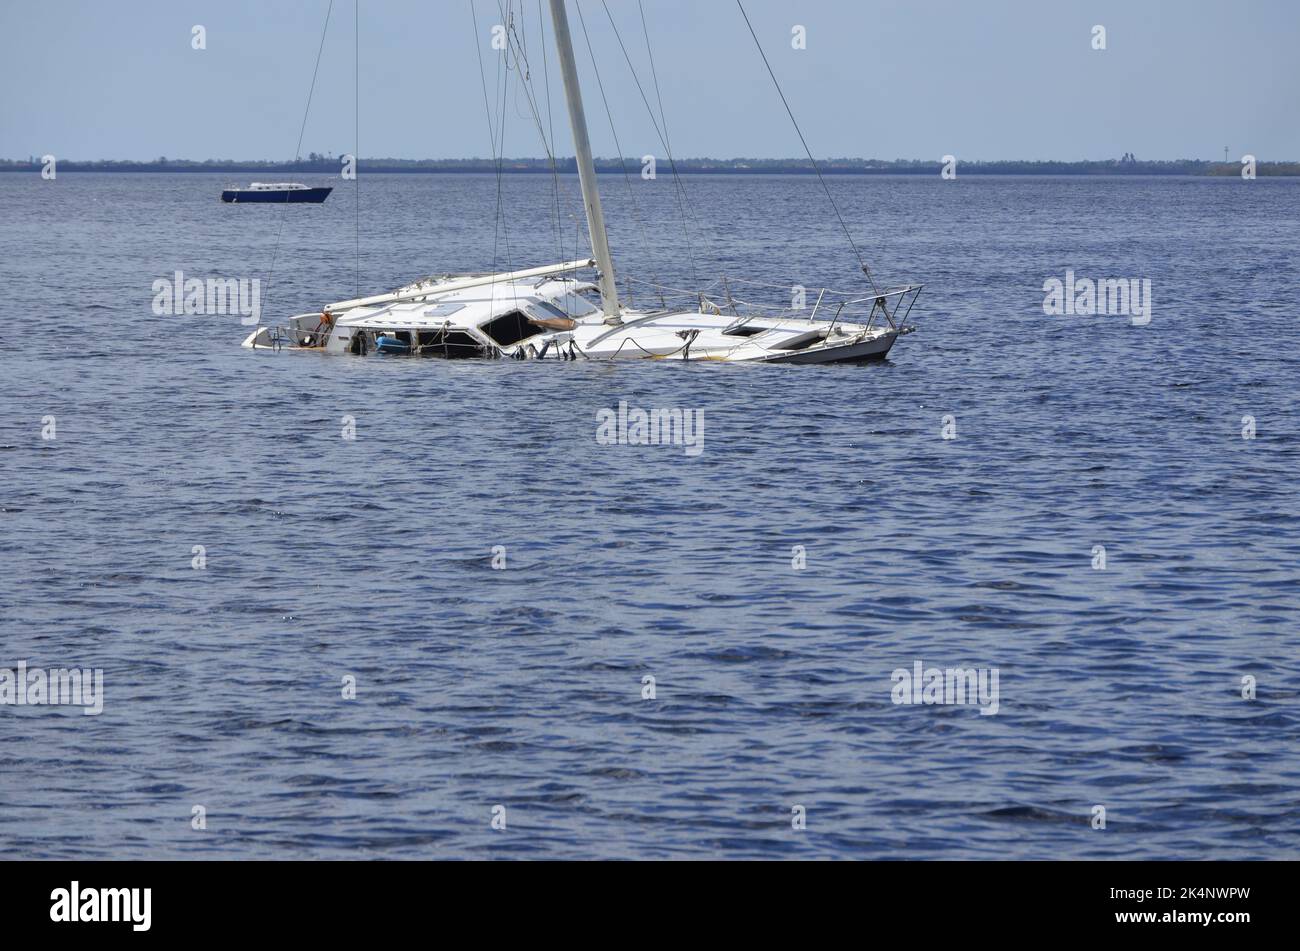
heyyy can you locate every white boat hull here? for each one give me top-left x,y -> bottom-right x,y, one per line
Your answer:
241,266 -> 919,366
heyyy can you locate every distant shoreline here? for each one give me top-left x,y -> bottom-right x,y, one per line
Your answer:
4,157 -> 1298,176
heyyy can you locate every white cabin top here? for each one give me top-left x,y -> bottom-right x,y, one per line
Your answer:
245,182 -> 311,190
334,277 -> 603,330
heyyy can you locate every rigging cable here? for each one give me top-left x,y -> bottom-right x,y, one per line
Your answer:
492,0 -> 524,314
263,0 -> 335,318
633,0 -> 704,246
491,3 -> 510,316
475,0 -> 518,317
733,0 -> 879,295
499,1 -> 571,266
355,0 -> 360,295
599,0 -> 700,290
470,1 -> 499,157
471,0 -> 506,317
573,1 -> 658,295
537,0 -> 565,263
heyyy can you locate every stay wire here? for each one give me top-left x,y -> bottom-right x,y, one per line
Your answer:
573,1 -> 657,292
264,0 -> 335,316
733,0 -> 878,295
355,0 -> 360,295
598,0 -> 699,289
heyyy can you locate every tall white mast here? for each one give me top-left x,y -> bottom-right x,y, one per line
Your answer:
547,0 -> 621,323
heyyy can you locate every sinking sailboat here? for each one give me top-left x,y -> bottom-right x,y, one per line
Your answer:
242,0 -> 922,364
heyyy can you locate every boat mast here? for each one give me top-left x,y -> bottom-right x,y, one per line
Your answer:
547,0 -> 621,323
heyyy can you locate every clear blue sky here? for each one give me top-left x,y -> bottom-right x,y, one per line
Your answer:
3,0 -> 1297,162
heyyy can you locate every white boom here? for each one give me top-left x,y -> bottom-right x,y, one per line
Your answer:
326,258 -> 595,311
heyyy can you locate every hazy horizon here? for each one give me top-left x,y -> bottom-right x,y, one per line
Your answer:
6,154 -> 1296,165
3,0 -> 1298,163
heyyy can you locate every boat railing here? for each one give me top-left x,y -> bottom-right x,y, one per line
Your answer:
623,275 -> 923,332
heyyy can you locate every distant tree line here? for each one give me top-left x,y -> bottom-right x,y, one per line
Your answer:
2,156 -> 1297,175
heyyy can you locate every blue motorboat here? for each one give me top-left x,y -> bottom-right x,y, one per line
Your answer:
221,182 -> 332,203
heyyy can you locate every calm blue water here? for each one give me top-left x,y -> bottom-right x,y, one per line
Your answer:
1,172 -> 1298,859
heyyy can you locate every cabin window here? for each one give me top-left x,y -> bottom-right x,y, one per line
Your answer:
480,309 -> 543,347
416,329 -> 485,357
530,300 -> 572,321
559,290 -> 600,317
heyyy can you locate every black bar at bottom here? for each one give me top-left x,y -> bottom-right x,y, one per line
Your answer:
0,859 -> 1282,938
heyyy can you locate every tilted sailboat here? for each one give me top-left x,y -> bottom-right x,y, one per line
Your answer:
242,0 -> 922,364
